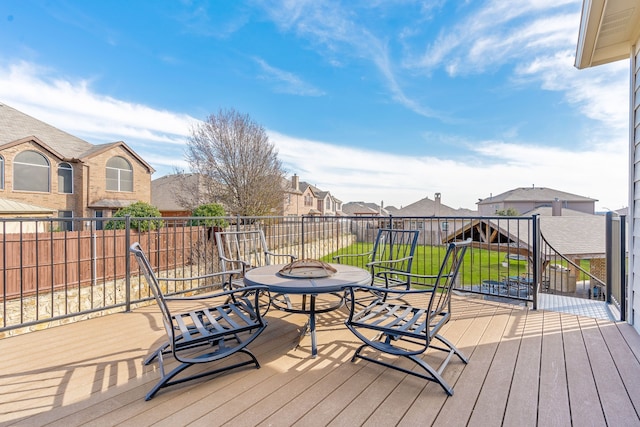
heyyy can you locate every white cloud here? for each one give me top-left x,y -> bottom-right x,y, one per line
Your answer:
0,61 -> 196,143
270,131 -> 628,210
515,51 -> 629,132
257,0 -> 442,119
415,3 -> 580,75
254,57 -> 325,96
0,58 -> 629,211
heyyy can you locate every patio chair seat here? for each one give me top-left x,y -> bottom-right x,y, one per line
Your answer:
130,242 -> 268,400
344,239 -> 471,396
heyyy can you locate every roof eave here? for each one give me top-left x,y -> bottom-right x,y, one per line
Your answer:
575,0 -> 605,69
575,0 -> 640,69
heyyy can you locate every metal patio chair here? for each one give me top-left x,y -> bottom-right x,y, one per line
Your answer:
215,229 -> 296,312
333,228 -> 420,291
343,239 -> 471,396
130,242 -> 268,400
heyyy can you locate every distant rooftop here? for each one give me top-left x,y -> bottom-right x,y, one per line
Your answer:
478,187 -> 597,205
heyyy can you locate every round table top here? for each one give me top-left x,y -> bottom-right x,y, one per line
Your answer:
243,263 -> 371,294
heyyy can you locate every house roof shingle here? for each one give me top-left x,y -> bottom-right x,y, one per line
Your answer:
0,102 -> 154,172
478,187 -> 597,205
0,103 -> 92,158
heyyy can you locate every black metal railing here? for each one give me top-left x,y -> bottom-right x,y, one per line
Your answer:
0,214 -> 623,333
606,212 -> 627,320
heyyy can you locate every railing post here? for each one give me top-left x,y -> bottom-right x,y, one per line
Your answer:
301,216 -> 306,259
532,214 -> 540,310
621,215 -> 627,321
125,215 -> 131,312
606,211 -> 613,303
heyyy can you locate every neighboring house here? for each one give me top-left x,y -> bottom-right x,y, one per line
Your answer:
282,175 -> 304,216
342,201 -> 392,216
477,186 -> 597,216
0,102 -> 154,229
306,184 -> 342,216
282,175 -> 343,216
396,193 -> 477,217
575,0 -> 640,332
393,193 -> 476,244
282,174 -> 317,216
151,173 -> 209,217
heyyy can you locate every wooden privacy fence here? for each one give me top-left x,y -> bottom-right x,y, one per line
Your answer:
0,227 -> 202,300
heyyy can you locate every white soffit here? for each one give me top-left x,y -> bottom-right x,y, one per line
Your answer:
576,0 -> 640,69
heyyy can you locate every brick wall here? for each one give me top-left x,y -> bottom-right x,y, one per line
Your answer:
0,141 -> 152,219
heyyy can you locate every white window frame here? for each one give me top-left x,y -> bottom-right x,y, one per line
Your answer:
106,156 -> 133,192
58,162 -> 73,194
14,150 -> 50,192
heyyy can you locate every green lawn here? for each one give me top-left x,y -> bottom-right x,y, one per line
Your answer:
323,243 -> 590,286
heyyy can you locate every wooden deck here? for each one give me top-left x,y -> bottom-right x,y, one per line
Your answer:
2,295 -> 640,426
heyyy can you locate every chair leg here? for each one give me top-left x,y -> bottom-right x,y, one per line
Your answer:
406,354 -> 454,396
145,348 -> 261,400
350,341 -> 466,396
146,362 -> 192,400
143,341 -> 170,366
431,333 -> 469,364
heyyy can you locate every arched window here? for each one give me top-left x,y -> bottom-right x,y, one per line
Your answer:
58,162 -> 73,194
106,156 -> 133,192
0,155 -> 4,190
14,151 -> 50,192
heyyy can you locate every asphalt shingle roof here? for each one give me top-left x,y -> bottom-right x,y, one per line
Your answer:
478,187 -> 597,204
0,103 -> 92,158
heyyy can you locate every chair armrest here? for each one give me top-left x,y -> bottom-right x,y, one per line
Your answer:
333,251 -> 372,263
366,256 -> 413,269
157,269 -> 230,283
345,283 -> 435,296
264,251 -> 296,262
163,285 -> 269,302
219,256 -> 252,269
373,270 -> 450,290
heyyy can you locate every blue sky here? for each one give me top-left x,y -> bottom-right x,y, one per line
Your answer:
0,0 -> 630,210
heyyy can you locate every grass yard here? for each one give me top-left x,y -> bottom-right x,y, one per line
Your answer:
324,242 -> 591,287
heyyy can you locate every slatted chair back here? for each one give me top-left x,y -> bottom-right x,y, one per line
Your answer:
215,229 -> 296,288
334,228 -> 419,290
129,242 -> 268,400
426,240 -> 469,325
216,230 -> 270,271
369,228 -> 420,277
130,242 -> 176,342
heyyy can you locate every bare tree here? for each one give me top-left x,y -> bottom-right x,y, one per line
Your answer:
185,109 -> 286,216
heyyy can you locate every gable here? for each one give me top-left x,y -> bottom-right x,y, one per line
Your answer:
0,136 -> 66,161
82,141 -> 154,173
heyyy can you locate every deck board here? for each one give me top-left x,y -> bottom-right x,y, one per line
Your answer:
434,304 -> 510,426
1,295 -> 640,426
537,310 -> 571,426
466,306 -> 521,426
579,316 -> 640,426
397,299 -> 497,426
597,320 -> 640,413
502,307 -> 542,427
